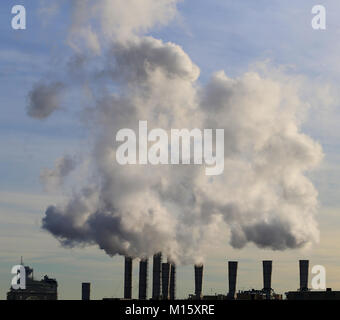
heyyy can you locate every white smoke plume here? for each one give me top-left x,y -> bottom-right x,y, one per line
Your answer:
40,156 -> 76,192
68,0 -> 180,53
33,0 -> 325,264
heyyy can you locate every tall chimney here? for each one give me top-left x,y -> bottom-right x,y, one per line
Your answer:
81,282 -> 90,300
152,252 -> 162,300
262,260 -> 272,293
124,256 -> 133,299
194,264 -> 203,300
161,262 -> 171,300
139,258 -> 148,300
227,261 -> 238,299
299,260 -> 309,291
170,263 -> 176,300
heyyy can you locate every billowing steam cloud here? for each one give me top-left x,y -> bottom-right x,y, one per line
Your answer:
40,156 -> 76,192
31,0 -> 324,263
68,0 -> 179,52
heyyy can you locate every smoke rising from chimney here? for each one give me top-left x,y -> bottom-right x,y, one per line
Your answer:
33,0 -> 325,264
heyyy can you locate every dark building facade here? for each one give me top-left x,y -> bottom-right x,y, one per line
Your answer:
286,288 -> 340,300
7,265 -> 58,300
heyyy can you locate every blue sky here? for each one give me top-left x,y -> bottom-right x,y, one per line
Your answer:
1,0 -> 340,299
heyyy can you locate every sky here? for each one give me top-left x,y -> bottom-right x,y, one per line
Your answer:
1,0 -> 340,300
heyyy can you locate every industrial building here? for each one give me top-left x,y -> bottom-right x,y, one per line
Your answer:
7,263 -> 58,300
120,254 -> 340,300
188,259 -> 282,300
233,260 -> 282,300
123,255 -> 283,300
8,255 -> 340,300
236,260 -> 282,300
285,260 -> 340,300
286,288 -> 340,300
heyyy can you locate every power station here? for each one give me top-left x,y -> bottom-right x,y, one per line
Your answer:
8,257 -> 340,300
120,255 -> 340,300
285,260 -> 340,300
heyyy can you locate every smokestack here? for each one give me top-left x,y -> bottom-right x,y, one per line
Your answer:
152,252 -> 162,300
139,258 -> 148,300
124,256 -> 133,299
227,261 -> 238,299
170,263 -> 176,300
262,260 -> 272,293
194,264 -> 203,300
299,260 -> 309,291
161,262 -> 171,300
81,282 -> 90,300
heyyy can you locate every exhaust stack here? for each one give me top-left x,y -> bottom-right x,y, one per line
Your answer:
161,263 -> 171,300
81,282 -> 90,300
262,260 -> 272,296
227,261 -> 238,299
170,263 -> 176,300
152,253 -> 162,300
299,260 -> 309,291
139,259 -> 148,300
194,264 -> 203,300
124,256 -> 133,299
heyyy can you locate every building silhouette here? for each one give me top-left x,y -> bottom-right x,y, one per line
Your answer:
7,262 -> 58,300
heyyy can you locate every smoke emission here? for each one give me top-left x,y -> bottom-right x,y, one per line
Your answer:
27,81 -> 64,119
30,0 -> 325,264
40,156 -> 76,192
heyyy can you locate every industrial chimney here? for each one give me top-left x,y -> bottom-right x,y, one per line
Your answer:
170,263 -> 176,300
161,262 -> 171,300
299,260 -> 309,291
124,256 -> 133,299
194,264 -> 203,300
262,260 -> 272,297
227,261 -> 238,300
152,252 -> 162,300
139,258 -> 148,300
81,282 -> 90,300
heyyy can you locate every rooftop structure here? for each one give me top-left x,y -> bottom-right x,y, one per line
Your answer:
7,263 -> 57,300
